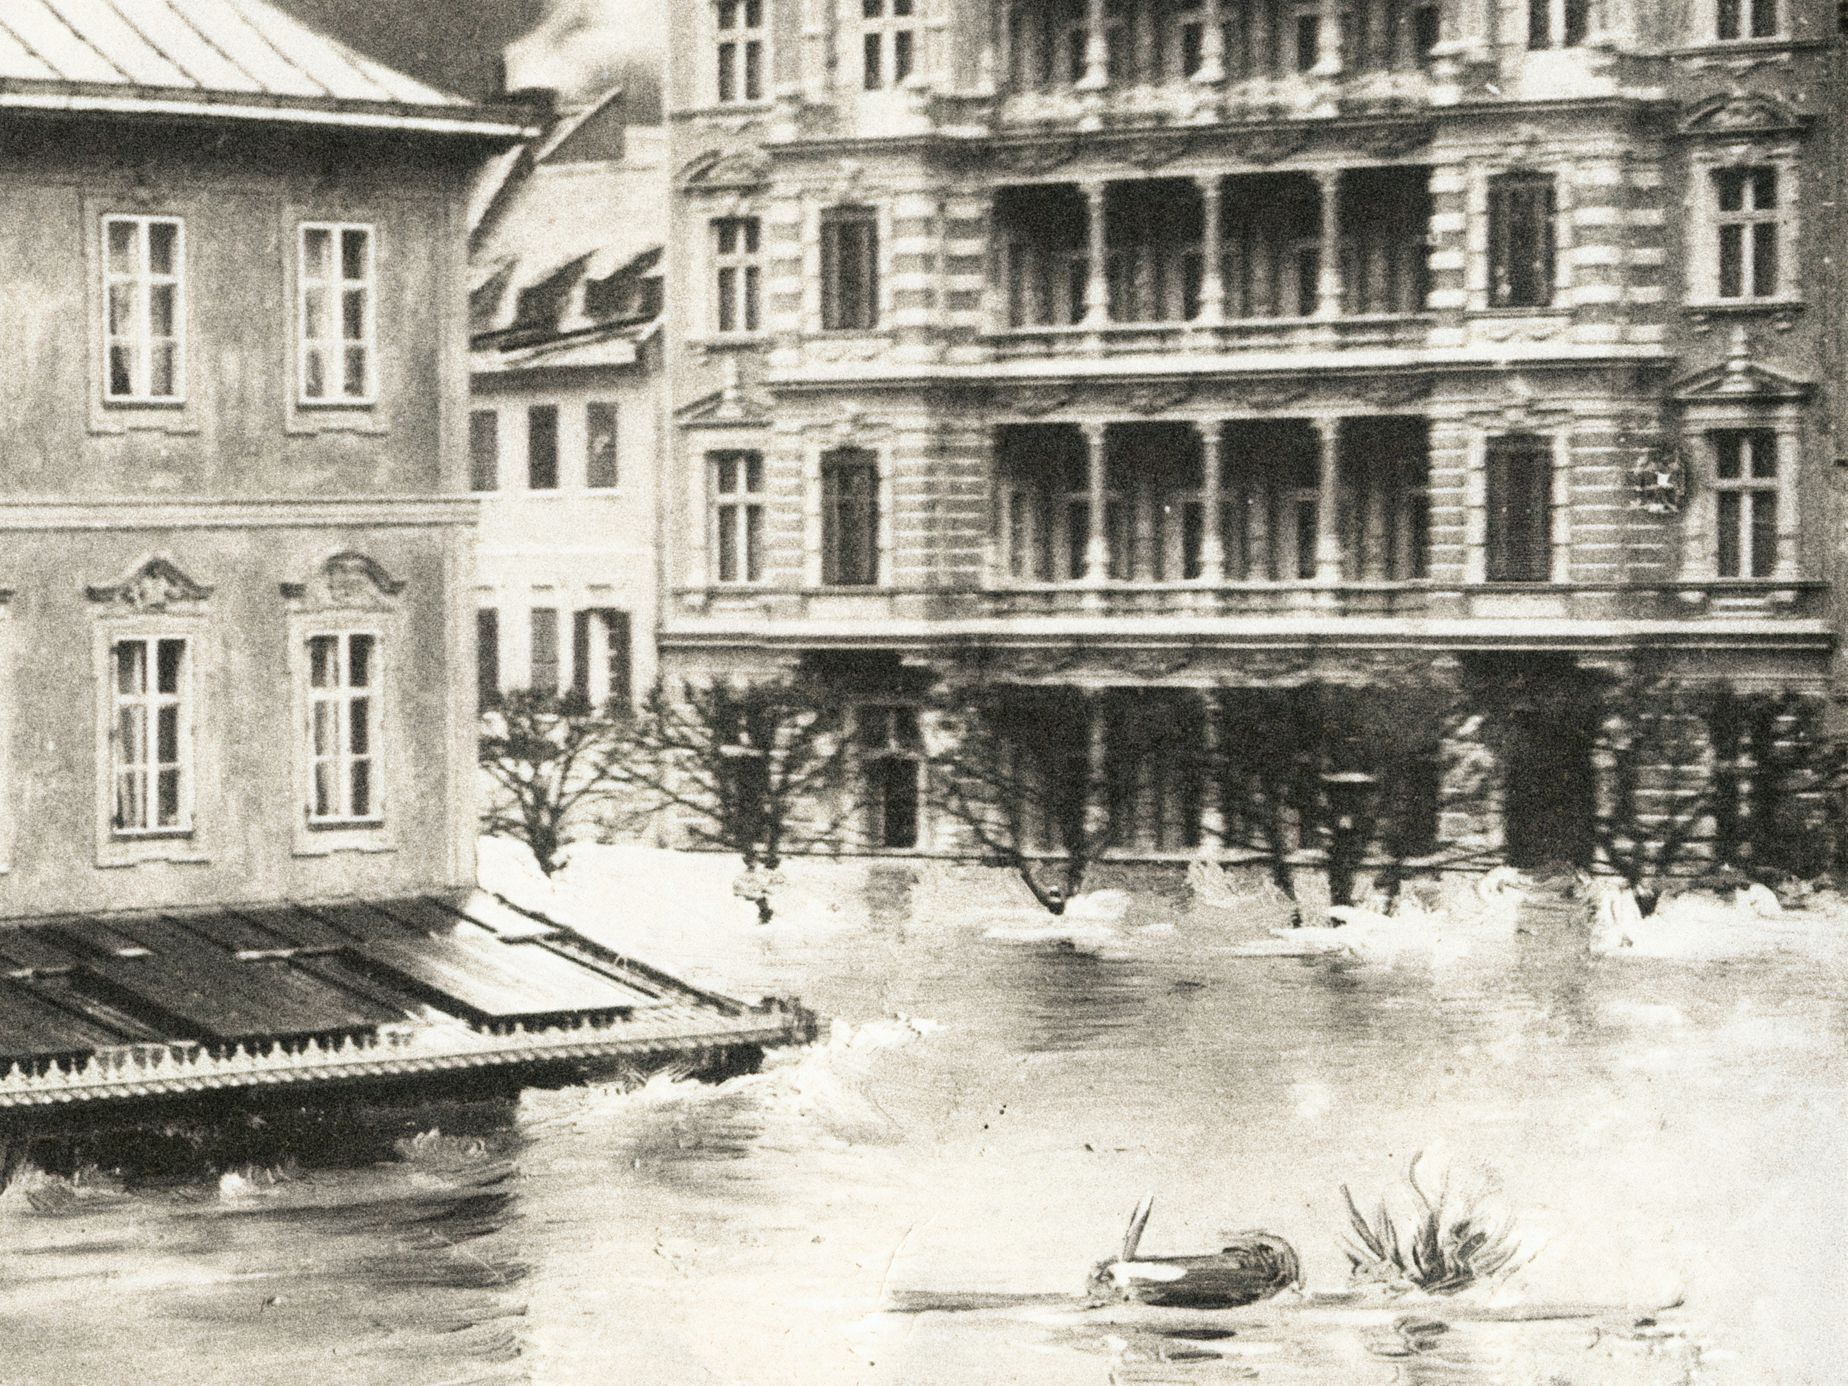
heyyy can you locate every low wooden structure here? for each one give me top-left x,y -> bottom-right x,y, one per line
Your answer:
0,892 -> 815,1116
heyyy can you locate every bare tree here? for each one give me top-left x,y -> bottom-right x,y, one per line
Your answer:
478,689 -> 624,876
607,678 -> 847,922
927,683 -> 1173,915
1588,670 -> 1712,905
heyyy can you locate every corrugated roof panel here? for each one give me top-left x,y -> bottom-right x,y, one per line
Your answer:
3,0 -> 128,83
159,0 -> 329,97
0,20 -> 62,80
120,0 -> 266,92
40,0 -> 193,88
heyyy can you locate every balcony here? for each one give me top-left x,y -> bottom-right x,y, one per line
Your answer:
995,0 -> 1444,129
987,168 -> 1432,361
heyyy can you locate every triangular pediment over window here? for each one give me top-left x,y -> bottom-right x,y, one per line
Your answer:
86,556 -> 212,610
1672,360 -> 1811,403
1677,93 -> 1808,139
676,384 -> 773,429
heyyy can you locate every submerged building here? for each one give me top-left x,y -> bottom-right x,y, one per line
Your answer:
660,0 -> 1842,864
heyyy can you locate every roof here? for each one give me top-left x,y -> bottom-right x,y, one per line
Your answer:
0,892 -> 818,1110
469,109 -> 665,360
0,0 -> 533,138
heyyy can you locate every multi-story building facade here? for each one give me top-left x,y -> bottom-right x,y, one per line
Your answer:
469,90 -> 666,709
0,2 -> 523,918
661,0 -> 1841,864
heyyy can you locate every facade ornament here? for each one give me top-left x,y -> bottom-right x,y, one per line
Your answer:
991,140 -> 1082,176
281,552 -> 405,609
1237,380 -> 1310,411
675,149 -> 770,191
86,557 -> 213,611
1629,450 -> 1687,515
1116,132 -> 1195,171
1359,374 -> 1433,407
1356,122 -> 1435,159
995,387 -> 1073,418
1118,381 -> 1195,415
1237,126 -> 1309,166
1117,647 -> 1195,680
1676,92 -> 1806,139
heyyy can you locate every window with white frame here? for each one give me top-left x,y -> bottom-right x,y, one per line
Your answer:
711,450 -> 766,583
1716,0 -> 1779,40
1713,167 -> 1782,300
306,632 -> 380,823
1712,429 -> 1779,577
587,401 -> 620,489
110,635 -> 191,834
715,0 -> 766,105
862,0 -> 917,89
713,216 -> 762,333
299,224 -> 376,403
103,215 -> 184,402
1528,0 -> 1590,47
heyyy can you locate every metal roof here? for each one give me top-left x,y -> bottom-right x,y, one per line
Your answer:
0,0 -> 533,138
0,892 -> 680,1060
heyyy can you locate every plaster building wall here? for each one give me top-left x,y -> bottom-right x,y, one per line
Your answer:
659,0 -> 1843,861
0,110 -> 504,919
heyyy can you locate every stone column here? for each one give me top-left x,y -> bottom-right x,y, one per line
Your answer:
1775,425 -> 1802,580
1198,422 -> 1225,581
1197,0 -> 1226,82
1197,175 -> 1225,325
1078,0 -> 1110,90
1316,169 -> 1344,320
1083,180 -> 1111,326
1315,417 -> 1344,582
1083,421 -> 1111,582
1314,0 -> 1345,76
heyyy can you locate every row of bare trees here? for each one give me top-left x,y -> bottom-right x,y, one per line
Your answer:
480,661 -> 1846,919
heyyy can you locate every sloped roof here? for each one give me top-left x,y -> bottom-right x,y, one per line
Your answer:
470,117 -> 665,348
0,0 -> 532,138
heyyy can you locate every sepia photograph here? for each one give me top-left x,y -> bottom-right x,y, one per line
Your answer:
0,0 -> 1840,1381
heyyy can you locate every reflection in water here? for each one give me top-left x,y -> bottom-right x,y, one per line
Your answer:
0,861 -> 1840,1383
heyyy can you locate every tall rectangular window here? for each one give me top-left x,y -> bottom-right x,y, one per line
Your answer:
822,447 -> 880,586
103,215 -> 184,402
1713,430 -> 1779,578
712,450 -> 766,583
713,216 -> 762,333
1529,0 -> 1589,47
110,636 -> 190,834
1717,0 -> 1778,39
476,608 -> 501,711
821,208 -> 880,331
716,0 -> 765,104
469,409 -> 500,492
1488,173 -> 1557,308
1715,167 -> 1780,300
530,607 -> 560,694
1485,434 -> 1554,583
299,224 -> 376,403
586,402 -> 619,488
307,633 -> 379,823
528,404 -> 559,490
572,609 -> 633,707
858,705 -> 921,850
863,0 -> 917,89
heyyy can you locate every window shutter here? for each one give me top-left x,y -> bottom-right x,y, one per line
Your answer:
572,610 -> 592,700
602,610 -> 633,708
475,608 -> 500,711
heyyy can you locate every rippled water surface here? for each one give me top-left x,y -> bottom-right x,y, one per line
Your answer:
2,853 -> 1844,1384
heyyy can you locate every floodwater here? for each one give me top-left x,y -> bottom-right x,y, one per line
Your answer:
1,853 -> 1844,1385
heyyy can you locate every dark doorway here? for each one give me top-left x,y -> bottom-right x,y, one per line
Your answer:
1469,655 -> 1598,869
